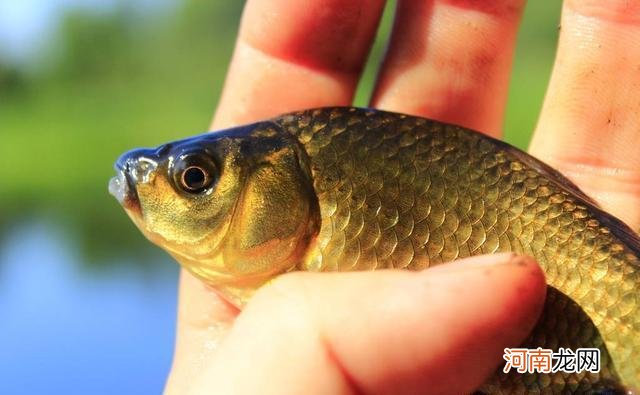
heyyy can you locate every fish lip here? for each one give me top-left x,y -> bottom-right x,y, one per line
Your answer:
109,163 -> 141,213
111,148 -> 160,214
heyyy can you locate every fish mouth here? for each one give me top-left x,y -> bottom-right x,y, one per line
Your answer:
108,171 -> 127,204
109,171 -> 139,207
109,162 -> 141,213
110,147 -> 161,214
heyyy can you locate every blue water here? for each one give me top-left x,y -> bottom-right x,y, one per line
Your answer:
0,221 -> 179,395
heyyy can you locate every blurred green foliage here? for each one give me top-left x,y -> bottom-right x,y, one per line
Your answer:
0,1 -> 561,261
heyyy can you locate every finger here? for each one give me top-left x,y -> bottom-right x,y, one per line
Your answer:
529,0 -> 640,229
212,0 -> 386,129
191,253 -> 546,395
164,271 -> 239,395
371,0 -> 527,137
170,2 -> 387,391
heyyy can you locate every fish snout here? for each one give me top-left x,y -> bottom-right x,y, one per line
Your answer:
116,148 -> 159,184
110,148 -> 159,207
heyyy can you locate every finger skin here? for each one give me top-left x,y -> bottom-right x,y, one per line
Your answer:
212,0 -> 386,128
530,0 -> 640,229
188,254 -> 546,395
372,0 -> 526,137
164,271 -> 239,395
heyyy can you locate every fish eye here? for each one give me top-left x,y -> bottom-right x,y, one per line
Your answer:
173,154 -> 217,194
181,166 -> 209,192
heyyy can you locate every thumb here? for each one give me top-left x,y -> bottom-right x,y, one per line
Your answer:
187,253 -> 546,395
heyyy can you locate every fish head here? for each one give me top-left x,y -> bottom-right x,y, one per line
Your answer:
109,122 -> 319,303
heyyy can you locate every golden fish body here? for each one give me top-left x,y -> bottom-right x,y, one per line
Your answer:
111,107 -> 640,393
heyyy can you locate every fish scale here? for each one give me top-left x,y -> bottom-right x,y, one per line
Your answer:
112,106 -> 640,393
276,107 -> 639,393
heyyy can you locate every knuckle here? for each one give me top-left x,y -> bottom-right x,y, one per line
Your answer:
545,155 -> 640,226
442,0 -> 526,17
550,156 -> 640,192
566,0 -> 640,24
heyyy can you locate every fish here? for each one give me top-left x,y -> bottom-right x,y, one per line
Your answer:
110,107 -> 639,393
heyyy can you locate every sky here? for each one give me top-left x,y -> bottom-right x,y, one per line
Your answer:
0,0 -> 175,64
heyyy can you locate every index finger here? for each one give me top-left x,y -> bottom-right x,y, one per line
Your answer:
529,0 -> 640,229
212,0 -> 386,129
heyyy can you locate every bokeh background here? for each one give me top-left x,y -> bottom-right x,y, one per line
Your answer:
0,1 -> 561,394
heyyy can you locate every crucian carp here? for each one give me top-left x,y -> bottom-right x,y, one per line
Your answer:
110,107 -> 639,393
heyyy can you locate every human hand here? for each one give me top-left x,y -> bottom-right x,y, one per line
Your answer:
164,1 -> 639,394
166,254 -> 543,395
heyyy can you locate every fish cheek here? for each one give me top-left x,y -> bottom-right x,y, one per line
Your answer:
134,173 -> 233,256
134,178 -> 195,246
224,148 -> 320,278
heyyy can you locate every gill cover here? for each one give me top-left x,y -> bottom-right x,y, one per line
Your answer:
221,125 -> 320,281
